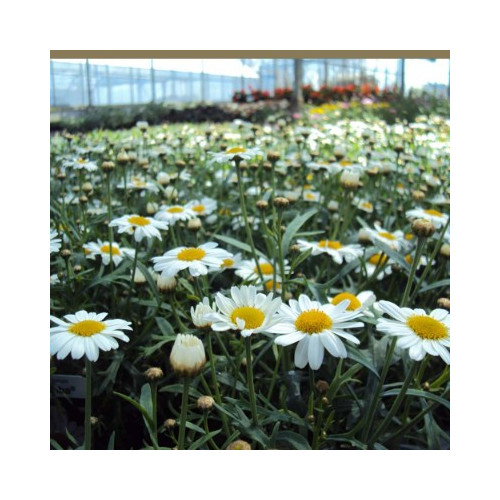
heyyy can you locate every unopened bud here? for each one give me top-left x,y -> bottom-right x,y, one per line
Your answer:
197,395 -> 215,411
437,297 -> 450,310
411,219 -> 435,238
144,367 -> 164,381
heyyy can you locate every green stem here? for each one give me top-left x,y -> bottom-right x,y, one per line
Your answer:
401,237 -> 426,307
84,358 -> 92,450
177,377 -> 190,450
235,160 -> 266,287
151,381 -> 158,445
207,332 -> 231,437
368,361 -> 418,447
245,336 -> 259,426
106,172 -> 114,273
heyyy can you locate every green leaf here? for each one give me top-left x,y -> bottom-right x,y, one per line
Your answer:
159,384 -> 203,398
185,421 -> 206,435
275,430 -> 312,450
50,438 -> 64,450
107,431 -> 116,450
346,345 -> 379,378
135,259 -> 161,305
418,279 -> 450,293
188,430 -> 222,450
214,234 -> 266,259
139,384 -> 153,421
373,239 -> 411,273
155,317 -> 175,336
282,208 -> 317,256
381,388 -> 450,409
113,391 -> 155,428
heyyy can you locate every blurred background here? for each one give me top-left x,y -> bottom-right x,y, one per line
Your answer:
50,58 -> 450,108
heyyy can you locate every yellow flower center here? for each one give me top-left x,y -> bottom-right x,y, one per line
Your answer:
406,315 -> 448,340
177,247 -> 206,261
133,180 -> 147,187
100,244 -> 120,256
295,309 -> 333,334
378,231 -> 396,240
84,247 -> 91,255
305,193 -> 316,200
405,254 -> 413,264
306,173 -> 314,181
221,258 -> 235,268
128,216 -> 150,226
230,307 -> 265,329
424,209 -> 443,217
362,202 -> 373,210
340,160 -> 352,166
77,158 -> 86,164
330,292 -> 361,311
318,240 -> 342,250
254,263 -> 274,274
405,233 -> 415,241
167,206 -> 184,213
368,253 -> 387,266
265,280 -> 281,291
227,147 -> 246,154
192,204 -> 205,213
68,320 -> 106,337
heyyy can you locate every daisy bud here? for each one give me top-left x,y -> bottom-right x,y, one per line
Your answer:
79,195 -> 88,205
307,414 -> 315,423
175,160 -> 186,169
267,151 -> 281,162
394,143 -> 404,153
358,228 -> 372,244
127,152 -> 137,162
56,172 -> 66,180
238,161 -> 248,170
73,265 -> 82,273
144,367 -> 164,381
412,190 -> 425,201
226,439 -> 251,450
187,218 -> 202,232
263,161 -> 272,170
164,186 -> 178,200
116,150 -> 129,164
249,163 -> 259,170
256,200 -> 269,211
61,249 -> 72,259
411,218 -> 435,238
170,334 -> 206,378
191,298 -> 214,329
101,161 -> 115,172
290,244 -> 301,253
273,196 -> 290,209
90,416 -> 99,425
197,395 -> 215,411
72,186 -> 80,193
164,418 -> 176,429
82,182 -> 93,193
340,170 -> 360,189
321,397 -> 329,406
157,275 -> 177,293
146,202 -> 159,215
133,268 -> 147,284
440,243 -> 450,258
437,297 -> 450,310
315,380 -> 329,394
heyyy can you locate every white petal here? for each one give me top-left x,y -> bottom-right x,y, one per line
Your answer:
308,334 -> 324,370
275,331 -> 305,346
294,337 -> 309,369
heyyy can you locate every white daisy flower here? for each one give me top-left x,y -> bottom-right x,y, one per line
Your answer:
50,229 -> 61,254
191,297 -> 217,329
405,207 -> 449,228
375,300 -> 450,364
296,239 -> 363,264
50,274 -> 60,286
206,285 -> 282,337
218,252 -> 243,271
365,223 -> 406,251
152,242 -> 232,278
354,199 -> 374,213
328,290 -> 376,318
235,258 -> 289,282
63,157 -> 98,172
358,252 -> 393,280
268,295 -> 364,370
123,176 -> 159,193
170,333 -> 206,377
303,190 -> 320,202
154,204 -> 196,224
50,311 -> 132,362
109,214 -> 168,242
83,240 -> 135,266
185,197 -> 217,217
208,146 -> 263,164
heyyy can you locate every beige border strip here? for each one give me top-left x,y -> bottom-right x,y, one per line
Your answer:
50,50 -> 450,59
